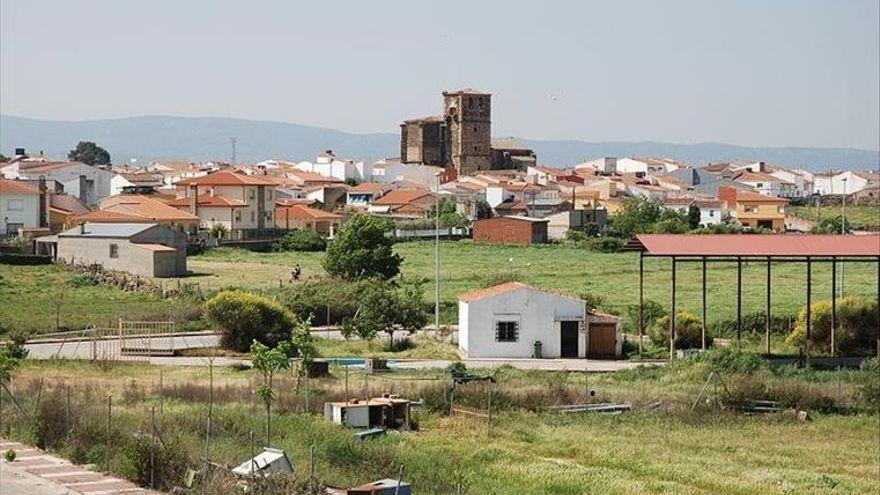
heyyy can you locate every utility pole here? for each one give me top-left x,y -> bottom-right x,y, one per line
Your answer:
841,177 -> 847,296
230,137 -> 238,164
435,172 -> 441,334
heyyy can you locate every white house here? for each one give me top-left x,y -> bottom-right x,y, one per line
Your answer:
616,157 -> 685,174
0,179 -> 43,235
693,198 -> 725,226
458,282 -> 621,359
574,157 -> 618,175
294,151 -> 373,183
733,171 -> 796,198
17,162 -> 114,206
768,167 -> 813,198
813,170 -> 879,196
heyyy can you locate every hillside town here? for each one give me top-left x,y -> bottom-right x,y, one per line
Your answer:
2,91 -> 877,257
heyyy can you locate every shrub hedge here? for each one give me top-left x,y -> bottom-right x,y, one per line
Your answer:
785,297 -> 879,355
205,290 -> 296,351
649,311 -> 713,350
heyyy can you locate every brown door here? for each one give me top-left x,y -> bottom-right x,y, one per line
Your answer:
588,323 -> 617,359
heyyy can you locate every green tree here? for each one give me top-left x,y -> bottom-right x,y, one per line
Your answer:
292,317 -> 316,383
205,291 -> 295,351
610,197 -> 663,237
649,312 -> 711,350
322,215 -> 401,280
340,280 -> 428,348
0,153 -> 8,163
250,340 -> 293,446
810,215 -> 852,234
272,229 -> 326,252
430,197 -> 469,228
68,141 -> 111,166
687,204 -> 701,229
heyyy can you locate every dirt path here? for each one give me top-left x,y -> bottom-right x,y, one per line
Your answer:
0,440 -> 163,495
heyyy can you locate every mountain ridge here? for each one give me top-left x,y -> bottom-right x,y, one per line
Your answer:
1,114 -> 877,173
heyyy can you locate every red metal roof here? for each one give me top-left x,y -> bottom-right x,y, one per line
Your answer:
636,234 -> 880,257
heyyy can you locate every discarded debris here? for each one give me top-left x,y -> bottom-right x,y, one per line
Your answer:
325,478 -> 411,495
325,394 -> 414,429
546,403 -> 632,414
231,448 -> 293,478
352,428 -> 387,441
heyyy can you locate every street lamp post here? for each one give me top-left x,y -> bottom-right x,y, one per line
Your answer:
840,177 -> 847,296
434,173 -> 441,334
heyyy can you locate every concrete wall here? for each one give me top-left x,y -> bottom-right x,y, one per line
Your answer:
58,237 -> 158,277
1,192 -> 40,233
131,226 -> 187,274
459,288 -> 585,358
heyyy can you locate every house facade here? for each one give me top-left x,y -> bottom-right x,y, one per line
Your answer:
0,179 -> 44,235
170,171 -> 278,237
53,222 -> 187,277
719,186 -> 788,231
458,282 -> 621,359
16,161 -> 114,206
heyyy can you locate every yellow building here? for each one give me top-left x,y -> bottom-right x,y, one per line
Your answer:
719,186 -> 787,231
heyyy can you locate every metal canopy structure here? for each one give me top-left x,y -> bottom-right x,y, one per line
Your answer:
634,234 -> 880,361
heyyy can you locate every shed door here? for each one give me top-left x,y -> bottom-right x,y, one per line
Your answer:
588,323 -> 617,359
560,321 -> 579,358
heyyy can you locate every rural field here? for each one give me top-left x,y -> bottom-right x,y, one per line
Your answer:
2,241 -> 878,336
789,205 -> 880,231
1,357 -> 878,494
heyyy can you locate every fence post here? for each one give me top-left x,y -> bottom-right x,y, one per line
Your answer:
486,382 -> 492,438
150,406 -> 156,490
66,385 -> 71,443
106,395 -> 112,473
308,445 -> 316,495
395,465 -> 404,495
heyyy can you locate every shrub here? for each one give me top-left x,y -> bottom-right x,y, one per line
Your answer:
698,348 -> 765,374
4,328 -> 31,359
626,299 -> 667,332
856,358 -> 880,409
711,312 -> 794,338
579,291 -> 605,311
649,312 -> 712,350
586,237 -> 624,253
272,230 -> 327,252
119,434 -> 189,491
205,291 -> 296,352
280,277 -> 373,325
565,230 -> 587,243
4,449 -> 15,461
481,270 -> 522,288
785,297 -> 879,355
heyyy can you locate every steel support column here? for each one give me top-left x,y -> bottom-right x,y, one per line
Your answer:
831,258 -> 837,357
765,257 -> 771,356
670,257 -> 676,361
736,256 -> 743,341
638,252 -> 644,360
701,257 -> 707,351
806,257 -> 812,366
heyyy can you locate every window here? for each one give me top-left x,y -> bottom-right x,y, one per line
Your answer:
709,210 -> 715,217
5,222 -> 23,235
109,244 -> 119,258
495,321 -> 519,342
6,199 -> 23,212
234,211 -> 241,222
248,188 -> 255,201
250,211 -> 256,222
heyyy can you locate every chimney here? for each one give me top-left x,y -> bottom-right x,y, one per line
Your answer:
14,147 -> 25,157
38,176 -> 48,228
78,175 -> 88,204
189,185 -> 199,217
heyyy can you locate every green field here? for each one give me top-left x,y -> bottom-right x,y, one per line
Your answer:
2,359 -> 877,494
190,242 -> 879,327
3,242 -> 878,335
0,264 -> 194,332
790,205 -> 880,230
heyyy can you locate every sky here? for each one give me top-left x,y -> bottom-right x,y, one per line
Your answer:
1,0 -> 878,151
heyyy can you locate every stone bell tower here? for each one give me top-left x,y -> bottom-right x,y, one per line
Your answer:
443,89 -> 492,175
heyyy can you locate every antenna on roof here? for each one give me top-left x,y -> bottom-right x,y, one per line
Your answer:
230,137 -> 237,164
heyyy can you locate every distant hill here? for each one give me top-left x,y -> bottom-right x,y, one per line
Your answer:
1,114 -> 877,172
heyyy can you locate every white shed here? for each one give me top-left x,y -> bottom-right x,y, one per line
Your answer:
458,282 -> 622,359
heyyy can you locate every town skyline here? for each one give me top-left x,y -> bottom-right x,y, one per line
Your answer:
1,1 -> 878,151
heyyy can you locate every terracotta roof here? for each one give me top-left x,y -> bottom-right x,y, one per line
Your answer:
663,197 -> 693,205
134,243 -> 177,252
347,182 -> 389,194
18,161 -> 81,173
734,189 -> 788,203
100,195 -> 199,221
735,171 -> 788,183
175,171 -> 278,186
459,281 -> 582,303
276,204 -> 342,220
371,189 -> 433,206
51,194 -> 89,214
0,179 -> 39,195
73,210 -> 154,223
636,234 -> 880,257
275,198 -> 318,207
167,196 -> 248,208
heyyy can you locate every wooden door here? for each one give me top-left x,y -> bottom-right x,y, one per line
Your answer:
560,321 -> 579,358
588,323 -> 617,359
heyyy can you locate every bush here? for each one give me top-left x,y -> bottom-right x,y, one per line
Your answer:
205,291 -> 296,352
649,312 -> 712,350
625,299 -> 667,332
280,277 -> 373,325
565,230 -> 587,243
579,291 -> 605,311
586,237 -> 624,253
785,297 -> 879,355
698,348 -> 765,374
272,230 -> 327,252
119,434 -> 189,491
856,358 -> 880,409
481,270 -> 522,288
4,328 -> 31,359
4,449 -> 15,461
711,312 -> 794,338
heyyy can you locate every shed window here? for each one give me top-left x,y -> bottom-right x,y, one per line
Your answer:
495,321 -> 519,342
109,244 -> 119,258
6,199 -> 23,212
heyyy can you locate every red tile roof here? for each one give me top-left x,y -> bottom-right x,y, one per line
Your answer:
167,196 -> 248,208
175,171 -> 278,186
734,189 -> 788,203
18,161 -> 81,173
636,234 -> 880,257
99,195 -> 199,221
0,179 -> 39,195
458,282 -> 581,303
347,182 -> 389,194
275,204 -> 341,220
73,210 -> 154,223
371,189 -> 433,206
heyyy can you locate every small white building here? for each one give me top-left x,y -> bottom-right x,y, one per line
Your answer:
458,282 -> 621,359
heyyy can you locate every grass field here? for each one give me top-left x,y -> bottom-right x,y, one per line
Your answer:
190,242 -> 879,328
790,205 -> 880,230
4,241 -> 878,337
0,264 -> 194,333
2,359 -> 877,494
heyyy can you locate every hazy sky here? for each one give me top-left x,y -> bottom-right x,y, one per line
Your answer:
1,0 -> 878,150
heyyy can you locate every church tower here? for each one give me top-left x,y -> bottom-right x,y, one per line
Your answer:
443,89 -> 491,175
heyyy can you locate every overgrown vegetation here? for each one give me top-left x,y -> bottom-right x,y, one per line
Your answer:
205,290 -> 296,352
786,296 -> 879,354
322,215 -> 401,280
272,229 -> 327,252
